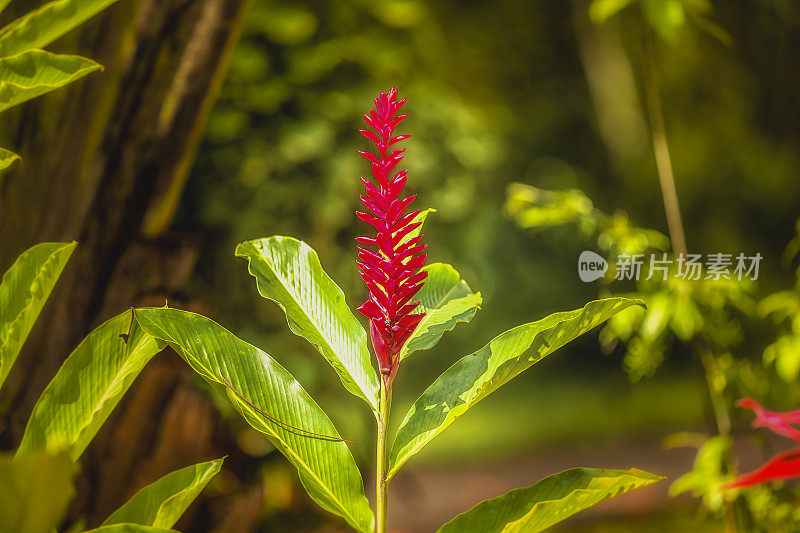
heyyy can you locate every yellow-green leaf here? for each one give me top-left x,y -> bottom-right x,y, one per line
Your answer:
17,310 -> 162,460
84,525 -> 177,533
643,0 -> 685,43
133,307 -> 373,533
399,262 -> 482,361
102,459 -> 224,529
437,468 -> 663,532
389,297 -> 645,477
236,236 -> 380,411
589,0 -> 635,24
0,241 -> 75,390
0,50 -> 101,113
0,146 -> 20,171
0,450 -> 77,533
0,0 -> 120,57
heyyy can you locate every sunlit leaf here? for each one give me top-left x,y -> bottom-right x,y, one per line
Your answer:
764,334 -> 800,382
236,236 -> 380,411
133,307 -> 373,533
0,241 -> 75,389
504,184 -> 593,229
389,297 -> 645,477
102,458 -> 223,529
437,468 -> 663,532
643,0 -> 685,43
0,450 -> 77,533
17,310 -> 162,460
402,207 -> 436,245
0,0 -> 120,57
638,291 -> 672,341
669,434 -> 732,511
0,50 -> 101,113
0,146 -> 19,170
399,262 -> 482,361
84,525 -> 177,533
589,0 -> 636,24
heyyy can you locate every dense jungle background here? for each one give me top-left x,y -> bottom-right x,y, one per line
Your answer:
1,0 -> 799,531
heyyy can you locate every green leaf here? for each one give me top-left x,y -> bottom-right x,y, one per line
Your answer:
133,307 -> 373,533
389,297 -> 645,477
235,236 -> 379,411
643,0 -> 685,43
0,241 -> 75,389
437,468 -> 663,532
84,525 -> 178,533
0,450 -> 77,533
17,310 -> 162,460
0,0 -> 120,57
0,50 -> 101,113
589,0 -> 635,24
399,262 -> 482,361
402,207 -> 436,246
0,146 -> 20,170
669,434 -> 731,510
102,458 -> 223,529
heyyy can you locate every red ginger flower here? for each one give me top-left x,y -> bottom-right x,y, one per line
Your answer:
355,88 -> 427,382
724,398 -> 800,489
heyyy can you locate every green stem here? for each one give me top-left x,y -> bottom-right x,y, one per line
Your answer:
642,26 -> 688,259
376,378 -> 390,533
699,348 -> 741,533
699,350 -> 731,437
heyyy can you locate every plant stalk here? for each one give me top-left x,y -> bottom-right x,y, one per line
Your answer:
376,378 -> 390,533
642,28 -> 688,259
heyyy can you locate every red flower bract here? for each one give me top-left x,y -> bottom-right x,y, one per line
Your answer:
355,88 -> 427,383
738,397 -> 800,442
724,398 -> 800,489
724,448 -> 800,489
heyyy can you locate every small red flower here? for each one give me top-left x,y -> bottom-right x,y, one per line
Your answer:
355,88 -> 427,384
738,398 -> 800,442
725,448 -> 800,489
724,398 -> 800,489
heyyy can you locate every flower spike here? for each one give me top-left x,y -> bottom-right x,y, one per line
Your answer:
356,88 -> 426,386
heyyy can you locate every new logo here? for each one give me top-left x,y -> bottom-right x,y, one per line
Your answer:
578,251 -> 608,282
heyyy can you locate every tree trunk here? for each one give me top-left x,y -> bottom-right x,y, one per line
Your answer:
0,0 -> 250,527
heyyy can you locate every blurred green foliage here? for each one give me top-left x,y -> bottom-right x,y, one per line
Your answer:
505,182 -> 757,381
506,181 -> 800,529
175,0 -> 800,529
185,0 -> 800,381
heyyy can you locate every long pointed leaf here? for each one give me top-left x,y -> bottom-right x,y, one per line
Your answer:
399,262 -> 482,361
389,297 -> 645,477
17,310 -> 162,460
0,241 -> 75,389
102,458 -> 223,529
0,146 -> 19,171
437,468 -> 663,533
133,307 -> 373,533
0,50 -> 101,113
0,450 -> 77,533
236,236 -> 379,411
0,0 -> 120,57
85,525 -> 177,533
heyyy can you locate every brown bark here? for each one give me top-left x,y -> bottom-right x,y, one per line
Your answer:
0,0 -> 250,527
